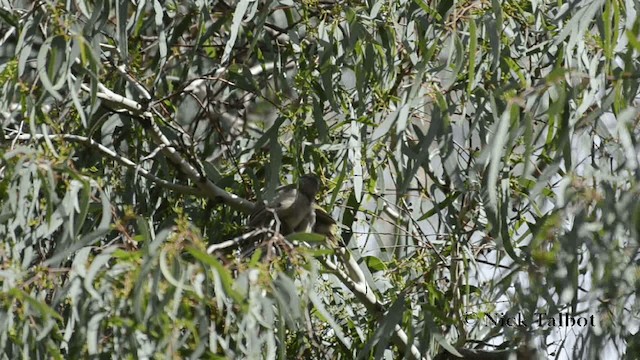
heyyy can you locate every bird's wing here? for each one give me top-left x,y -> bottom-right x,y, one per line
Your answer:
314,206 -> 336,226
248,202 -> 268,228
248,184 -> 297,228
268,185 -> 298,210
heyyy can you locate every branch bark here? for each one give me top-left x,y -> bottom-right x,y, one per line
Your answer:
73,79 -> 255,214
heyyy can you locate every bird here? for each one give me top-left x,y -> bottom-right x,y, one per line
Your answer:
207,174 -> 339,257
211,173 -> 363,281
248,174 -> 321,236
313,204 -> 340,245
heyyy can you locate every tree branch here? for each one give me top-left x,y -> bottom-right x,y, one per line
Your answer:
320,255 -> 429,360
7,132 -> 206,196
73,79 -> 255,213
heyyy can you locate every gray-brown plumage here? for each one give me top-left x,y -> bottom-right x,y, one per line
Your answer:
313,205 -> 339,245
248,174 -> 320,235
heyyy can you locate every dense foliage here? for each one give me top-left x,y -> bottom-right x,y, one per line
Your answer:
2,0 -> 640,359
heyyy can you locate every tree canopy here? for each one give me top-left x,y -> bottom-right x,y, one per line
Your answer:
1,0 -> 640,359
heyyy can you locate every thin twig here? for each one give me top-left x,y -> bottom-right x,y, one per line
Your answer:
7,132 -> 205,196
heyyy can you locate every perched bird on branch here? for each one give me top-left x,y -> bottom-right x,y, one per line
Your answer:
207,173 -> 364,288
248,174 -> 321,235
207,174 -> 344,258
313,204 -> 340,246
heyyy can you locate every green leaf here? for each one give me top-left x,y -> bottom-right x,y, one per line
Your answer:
186,247 -> 244,304
286,232 -> 326,243
363,256 -> 387,272
8,288 -> 63,321
222,0 -> 251,64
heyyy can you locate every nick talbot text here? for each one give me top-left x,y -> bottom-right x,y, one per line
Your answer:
465,312 -> 596,328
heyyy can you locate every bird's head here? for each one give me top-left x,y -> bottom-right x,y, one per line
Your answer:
299,174 -> 320,198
